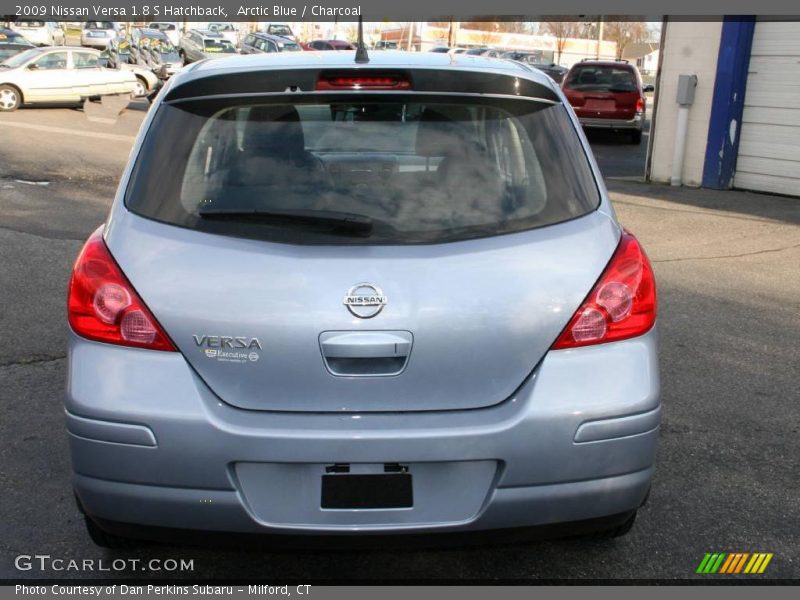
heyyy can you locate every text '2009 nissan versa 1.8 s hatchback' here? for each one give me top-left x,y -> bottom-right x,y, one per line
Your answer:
65,51 -> 660,547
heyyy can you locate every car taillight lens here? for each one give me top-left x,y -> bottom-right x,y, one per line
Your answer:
636,97 -> 645,112
316,75 -> 411,90
67,228 -> 176,351
552,231 -> 656,349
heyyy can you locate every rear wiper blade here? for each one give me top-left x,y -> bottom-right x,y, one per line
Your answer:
198,207 -> 373,236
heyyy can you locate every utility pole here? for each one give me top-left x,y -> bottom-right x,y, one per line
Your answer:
407,21 -> 415,51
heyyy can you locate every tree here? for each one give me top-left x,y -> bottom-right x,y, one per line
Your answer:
602,19 -> 649,59
541,20 -> 581,63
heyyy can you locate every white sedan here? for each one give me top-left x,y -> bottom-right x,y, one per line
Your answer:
0,46 -> 137,111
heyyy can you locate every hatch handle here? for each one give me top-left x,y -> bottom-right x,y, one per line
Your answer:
319,331 -> 412,359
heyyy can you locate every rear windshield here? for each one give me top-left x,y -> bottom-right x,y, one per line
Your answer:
564,66 -> 637,92
15,21 -> 45,27
85,22 -> 114,30
268,25 -> 292,36
125,95 -> 599,245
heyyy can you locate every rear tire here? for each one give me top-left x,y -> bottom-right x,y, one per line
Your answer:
132,78 -> 147,98
630,130 -> 643,145
84,516 -> 143,549
0,84 -> 21,112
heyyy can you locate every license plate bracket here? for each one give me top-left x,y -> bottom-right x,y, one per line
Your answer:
321,473 -> 413,509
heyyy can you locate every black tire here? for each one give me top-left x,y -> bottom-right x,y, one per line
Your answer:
630,129 -> 643,145
133,77 -> 147,98
84,516 -> 143,549
0,84 -> 22,112
585,510 -> 637,540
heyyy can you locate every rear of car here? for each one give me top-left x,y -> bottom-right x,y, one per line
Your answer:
65,54 -> 660,545
80,21 -> 118,50
10,20 -> 63,46
562,60 -> 646,144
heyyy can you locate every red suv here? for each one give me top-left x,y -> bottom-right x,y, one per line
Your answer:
562,60 -> 651,144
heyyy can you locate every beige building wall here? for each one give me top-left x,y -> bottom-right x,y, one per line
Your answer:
649,21 -> 722,186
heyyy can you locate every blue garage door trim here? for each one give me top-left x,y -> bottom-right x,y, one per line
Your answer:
701,16 -> 756,189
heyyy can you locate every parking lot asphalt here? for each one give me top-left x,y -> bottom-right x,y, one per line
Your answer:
0,106 -> 798,581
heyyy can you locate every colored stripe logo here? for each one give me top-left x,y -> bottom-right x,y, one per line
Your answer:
696,553 -> 773,574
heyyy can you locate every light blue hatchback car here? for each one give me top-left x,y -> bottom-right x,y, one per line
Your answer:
65,50 -> 660,547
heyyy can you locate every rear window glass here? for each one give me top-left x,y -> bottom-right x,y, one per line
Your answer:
268,25 -> 292,36
85,22 -> 114,30
125,95 -> 599,245
565,66 -> 637,92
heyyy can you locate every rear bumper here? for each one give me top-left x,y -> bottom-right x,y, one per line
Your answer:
66,327 -> 660,535
578,113 -> 644,131
80,36 -> 112,48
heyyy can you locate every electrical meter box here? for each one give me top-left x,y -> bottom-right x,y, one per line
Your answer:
676,74 -> 698,106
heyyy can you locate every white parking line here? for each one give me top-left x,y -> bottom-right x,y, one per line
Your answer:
0,120 -> 136,142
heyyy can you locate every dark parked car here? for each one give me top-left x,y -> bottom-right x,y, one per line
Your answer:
501,52 -> 568,83
302,39 -> 355,51
530,63 -> 568,84
241,32 -> 302,54
562,59 -> 648,144
0,28 -> 35,62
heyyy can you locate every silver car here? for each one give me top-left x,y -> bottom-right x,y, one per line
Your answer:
0,47 -> 137,111
66,52 -> 660,547
80,21 -> 120,50
9,20 -> 65,46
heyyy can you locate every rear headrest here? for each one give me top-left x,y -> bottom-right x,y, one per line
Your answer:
415,106 -> 473,156
243,105 -> 305,157
579,71 -> 597,84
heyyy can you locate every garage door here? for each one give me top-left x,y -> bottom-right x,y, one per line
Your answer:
734,21 -> 800,196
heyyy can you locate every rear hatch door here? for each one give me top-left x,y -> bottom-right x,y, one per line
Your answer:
108,211 -> 619,413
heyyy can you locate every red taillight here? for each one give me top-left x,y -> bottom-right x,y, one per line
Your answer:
316,76 -> 411,91
635,97 -> 645,112
552,231 -> 656,349
67,229 -> 176,351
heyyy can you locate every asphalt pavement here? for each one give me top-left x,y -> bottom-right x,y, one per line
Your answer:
0,104 -> 797,581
